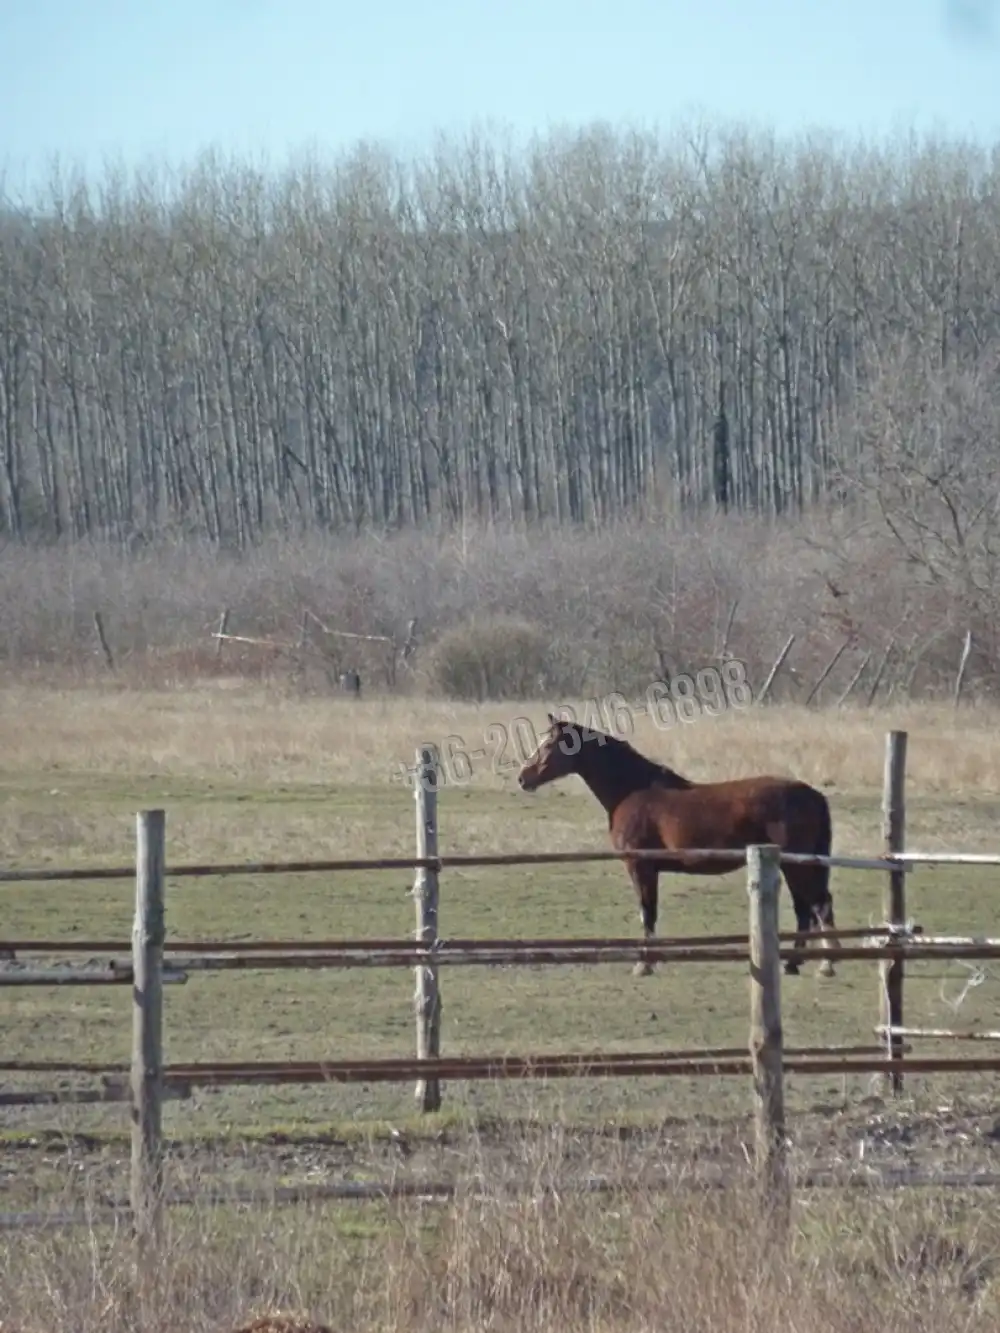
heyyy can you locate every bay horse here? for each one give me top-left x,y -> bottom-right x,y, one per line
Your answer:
517,713 -> 837,978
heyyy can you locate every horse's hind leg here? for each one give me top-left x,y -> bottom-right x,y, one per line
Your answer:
781,887 -> 815,977
814,884 -> 837,977
627,859 -> 659,978
783,864 -> 837,978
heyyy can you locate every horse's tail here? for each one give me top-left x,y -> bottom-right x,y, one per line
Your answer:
780,783 -> 837,977
814,785 -> 832,858
786,781 -> 833,906
807,783 -> 834,921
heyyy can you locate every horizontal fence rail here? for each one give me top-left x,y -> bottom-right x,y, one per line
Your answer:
877,1026 -> 1000,1042
893,852 -> 1000,865
0,925 -> 920,953
0,1044 -> 897,1076
66,1051 -> 1000,1087
0,967 -> 188,986
0,1082 -> 191,1107
10,940 -> 1000,973
174,942 -> 1000,964
10,1163 -> 1000,1234
6,847 -> 1000,886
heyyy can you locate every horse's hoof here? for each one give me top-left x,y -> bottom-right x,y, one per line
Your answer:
633,960 -> 655,978
818,959 -> 836,978
783,961 -> 800,976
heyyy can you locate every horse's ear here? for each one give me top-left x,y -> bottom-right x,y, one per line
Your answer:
546,711 -> 556,726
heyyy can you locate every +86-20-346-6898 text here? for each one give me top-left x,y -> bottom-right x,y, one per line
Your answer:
393,659 -> 754,791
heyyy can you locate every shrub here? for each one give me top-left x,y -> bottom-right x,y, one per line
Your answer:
424,616 -> 552,701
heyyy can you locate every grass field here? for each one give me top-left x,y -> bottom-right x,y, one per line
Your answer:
5,682 -> 1000,1329
4,683 -> 1000,1135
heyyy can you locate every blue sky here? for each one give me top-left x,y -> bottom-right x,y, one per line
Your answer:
1,0 -> 998,199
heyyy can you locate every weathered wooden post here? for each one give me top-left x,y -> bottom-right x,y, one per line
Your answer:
881,730 -> 908,1095
413,746 -> 442,1112
747,843 -> 790,1241
131,809 -> 166,1264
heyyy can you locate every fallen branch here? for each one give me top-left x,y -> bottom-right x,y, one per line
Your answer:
756,634 -> 795,705
836,651 -> 871,707
304,609 -> 392,645
805,637 -> 851,707
211,632 -> 298,651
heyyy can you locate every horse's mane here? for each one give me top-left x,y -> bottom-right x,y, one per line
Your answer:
586,729 -> 693,790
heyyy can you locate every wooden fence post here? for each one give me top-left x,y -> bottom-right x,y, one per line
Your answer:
413,746 -> 442,1112
131,810 -> 166,1263
881,730 -> 908,1096
747,843 -> 790,1239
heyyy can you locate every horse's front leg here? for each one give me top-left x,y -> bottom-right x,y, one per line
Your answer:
784,869 -> 837,978
628,861 -> 659,978
784,904 -> 811,976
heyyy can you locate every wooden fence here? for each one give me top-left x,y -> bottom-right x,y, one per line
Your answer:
5,728 -> 1000,1253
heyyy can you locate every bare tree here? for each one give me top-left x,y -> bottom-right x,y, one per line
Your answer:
839,342 -> 1000,669
1,125 -> 1000,543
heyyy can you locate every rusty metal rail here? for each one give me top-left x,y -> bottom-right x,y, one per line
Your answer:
0,847 -> 918,885
0,966 -> 188,986
0,1043 -> 896,1075
0,925 -> 917,953
7,844 -> 1000,888
8,1163 -> 1000,1233
92,1050 -> 1000,1087
6,944 -> 996,971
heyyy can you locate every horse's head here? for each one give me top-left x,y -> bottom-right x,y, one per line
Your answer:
518,712 -> 585,791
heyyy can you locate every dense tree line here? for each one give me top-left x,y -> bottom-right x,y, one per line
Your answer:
1,124 -> 999,544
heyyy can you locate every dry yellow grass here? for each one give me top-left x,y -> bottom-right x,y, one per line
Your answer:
4,682 -> 1000,886
3,681 -> 1000,797
3,1147 -> 1000,1333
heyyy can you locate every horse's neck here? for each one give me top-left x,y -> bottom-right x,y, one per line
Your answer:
576,746 -> 691,815
575,766 -> 632,817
